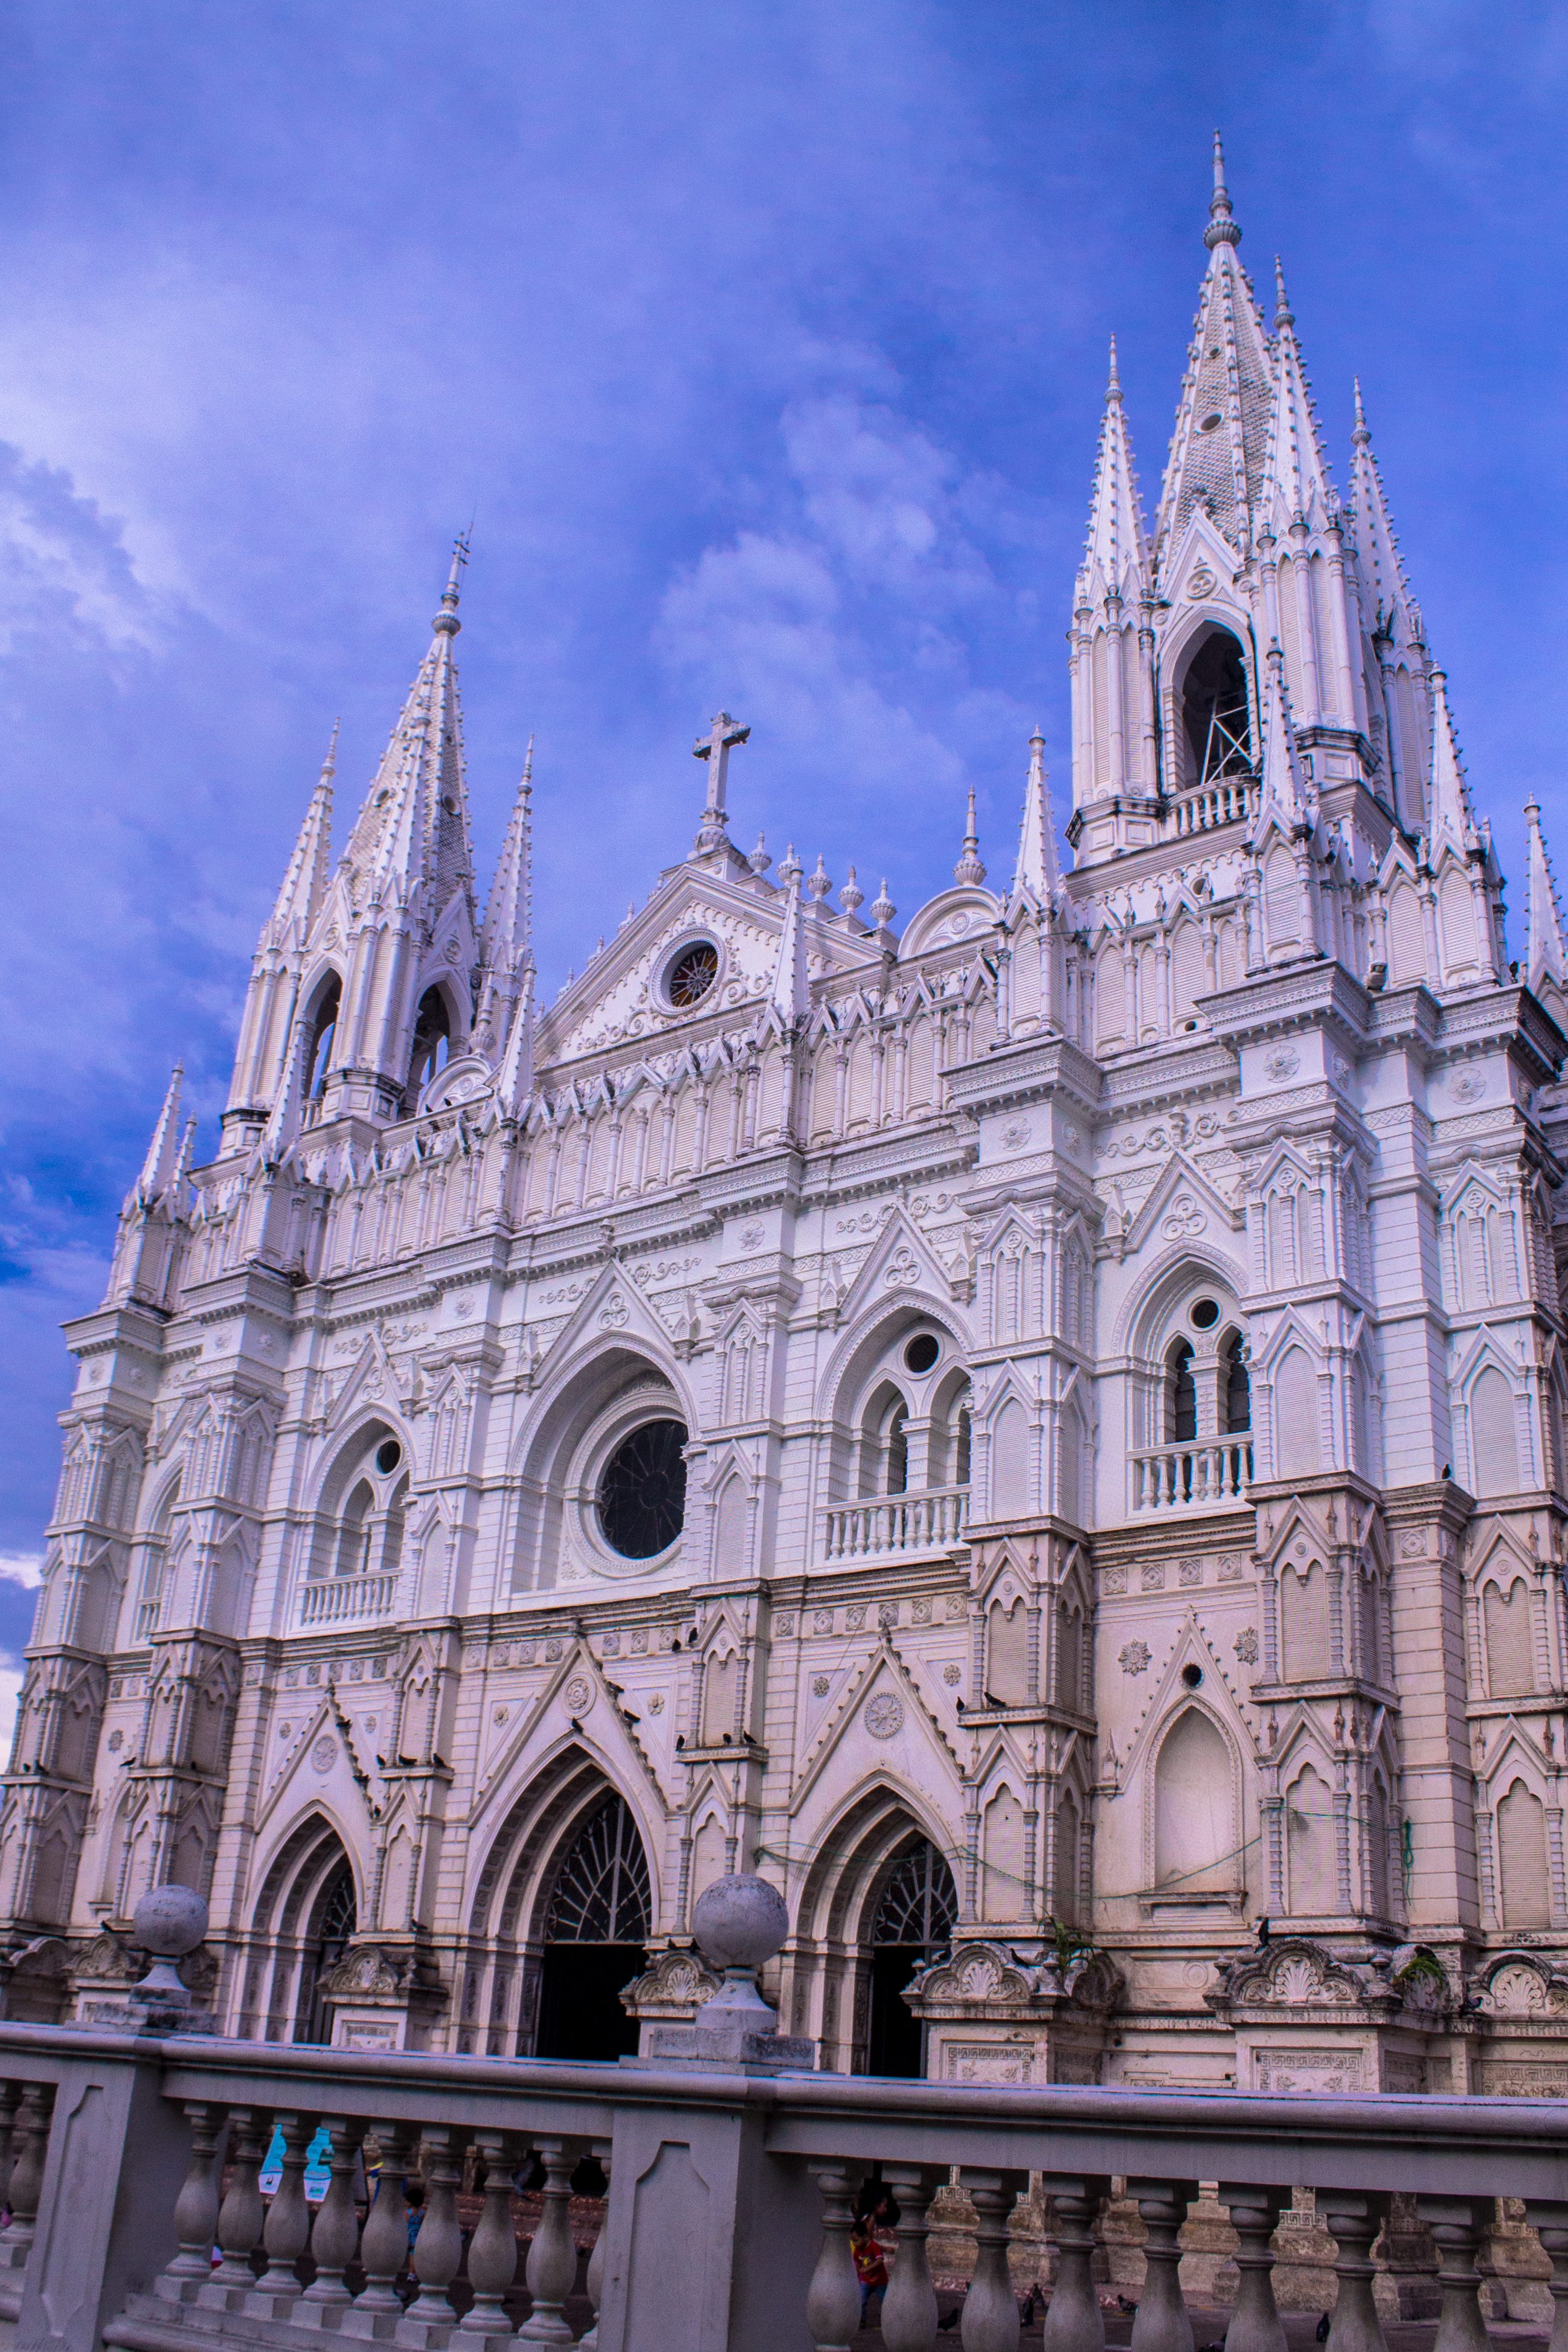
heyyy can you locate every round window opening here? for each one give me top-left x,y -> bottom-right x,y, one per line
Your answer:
904,1334 -> 941,1374
1182,1662 -> 1204,1689
1190,1298 -> 1221,1331
597,1419 -> 689,1559
375,1439 -> 402,1475
666,942 -> 719,1009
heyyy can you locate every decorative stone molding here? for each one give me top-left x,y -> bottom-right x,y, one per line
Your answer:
620,1945 -> 722,2033
904,1939 -> 1124,2086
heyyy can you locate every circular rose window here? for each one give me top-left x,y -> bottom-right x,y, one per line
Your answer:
666,942 -> 719,1008
597,1419 -> 688,1558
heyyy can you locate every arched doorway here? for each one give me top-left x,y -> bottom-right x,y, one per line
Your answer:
866,1837 -> 957,2078
535,1794 -> 651,2060
295,1856 -> 356,2045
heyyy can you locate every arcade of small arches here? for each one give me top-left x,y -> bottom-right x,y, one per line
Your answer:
296,968 -> 462,1117
233,1776 -> 967,2079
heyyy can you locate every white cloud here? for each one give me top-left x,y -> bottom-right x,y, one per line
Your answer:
0,1556 -> 42,1590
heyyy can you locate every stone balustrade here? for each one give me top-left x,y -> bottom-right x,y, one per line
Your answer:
1129,1439 -> 1253,1515
298,1572 -> 399,1628
5,2019 -> 1568,2352
1168,778 -> 1257,837
820,1485 -> 969,1563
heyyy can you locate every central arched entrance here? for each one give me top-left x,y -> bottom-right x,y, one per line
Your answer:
535,1793 -> 651,2060
866,1836 -> 957,2078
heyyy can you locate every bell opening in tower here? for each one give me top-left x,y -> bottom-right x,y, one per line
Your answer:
1180,629 -> 1252,791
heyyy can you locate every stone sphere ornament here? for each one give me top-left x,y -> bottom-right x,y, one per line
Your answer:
132,1883 -> 209,1961
691,1874 -> 788,1974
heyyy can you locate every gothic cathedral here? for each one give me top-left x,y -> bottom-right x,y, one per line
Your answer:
16,146 -> 1568,2095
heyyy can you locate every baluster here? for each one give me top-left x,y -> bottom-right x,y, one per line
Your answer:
1529,2202 -> 1568,2352
1041,2174 -> 1111,2352
518,2138 -> 578,2346
1319,2193 -> 1389,2352
1219,2185 -> 1288,2352
246,2110 -> 316,2318
1418,2197 -> 1492,2352
202,2105 -> 270,2308
156,2101 -> 230,2300
806,2162 -> 863,2352
344,2125 -> 415,2338
881,2164 -> 942,2352
1128,2179 -> 1197,2352
397,2125 -> 467,2347
962,2171 -> 1022,2352
298,2115 -> 368,2325
0,2085 -> 53,2268
579,2148 -> 612,2352
460,2129 -> 521,2350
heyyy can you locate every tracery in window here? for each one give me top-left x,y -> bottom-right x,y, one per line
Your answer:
597,1419 -> 687,1559
545,1796 -> 652,1944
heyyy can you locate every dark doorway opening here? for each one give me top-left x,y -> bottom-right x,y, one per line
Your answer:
532,1792 -> 651,2061
536,1942 -> 645,2061
865,1836 -> 958,2079
295,1856 -> 356,2046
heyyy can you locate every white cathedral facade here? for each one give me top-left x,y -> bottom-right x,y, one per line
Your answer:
13,146 -> 1568,2096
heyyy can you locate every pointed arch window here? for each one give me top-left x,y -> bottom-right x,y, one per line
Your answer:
304,976 -> 341,1100
336,1480 -> 374,1579
1166,1338 -> 1198,1444
1181,631 -> 1252,788
1222,1330 -> 1251,1433
408,985 -> 452,1099
545,1795 -> 652,1945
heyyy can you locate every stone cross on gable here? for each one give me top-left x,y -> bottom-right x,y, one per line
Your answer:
692,710 -> 750,852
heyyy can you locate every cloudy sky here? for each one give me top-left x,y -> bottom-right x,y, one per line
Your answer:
1,0 -> 1564,1724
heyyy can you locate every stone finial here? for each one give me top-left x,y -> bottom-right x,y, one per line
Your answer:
640,1874 -> 814,2073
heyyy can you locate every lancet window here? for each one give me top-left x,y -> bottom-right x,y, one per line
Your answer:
1179,629 -> 1253,792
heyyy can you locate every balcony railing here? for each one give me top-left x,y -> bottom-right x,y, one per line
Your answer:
820,1483 -> 969,1563
298,1571 -> 399,1628
4,2019 -> 1568,2352
1169,777 -> 1258,837
1130,1438 -> 1252,1514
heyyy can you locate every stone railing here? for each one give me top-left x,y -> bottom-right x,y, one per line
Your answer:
1129,1438 -> 1253,1514
1169,777 -> 1257,837
820,1485 -> 969,1563
7,2017 -> 1568,2352
298,1572 -> 399,1629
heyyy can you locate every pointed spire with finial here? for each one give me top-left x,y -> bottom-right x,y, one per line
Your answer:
1258,256 -> 1335,548
1253,643 -> 1311,837
1014,729 -> 1061,904
1078,337 -> 1150,608
1349,377 -> 1418,639
483,736 -> 535,978
1425,668 -> 1480,861
261,725 -> 336,951
953,786 -> 987,886
1154,136 -> 1271,573
134,1065 -> 186,1203
768,860 -> 809,1021
496,962 -> 536,1114
1525,795 -> 1568,1004
342,538 -> 475,913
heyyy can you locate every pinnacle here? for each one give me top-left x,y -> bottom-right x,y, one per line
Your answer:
1204,130 -> 1241,249
953,785 -> 987,886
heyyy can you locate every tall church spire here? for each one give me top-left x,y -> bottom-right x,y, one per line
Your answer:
1153,136 -> 1272,577
344,539 -> 475,914
1259,261 -> 1335,533
1425,667 -> 1479,863
132,1064 -> 185,1206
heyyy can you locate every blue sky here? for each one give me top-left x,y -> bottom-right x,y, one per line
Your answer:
1,1 -> 1565,1701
